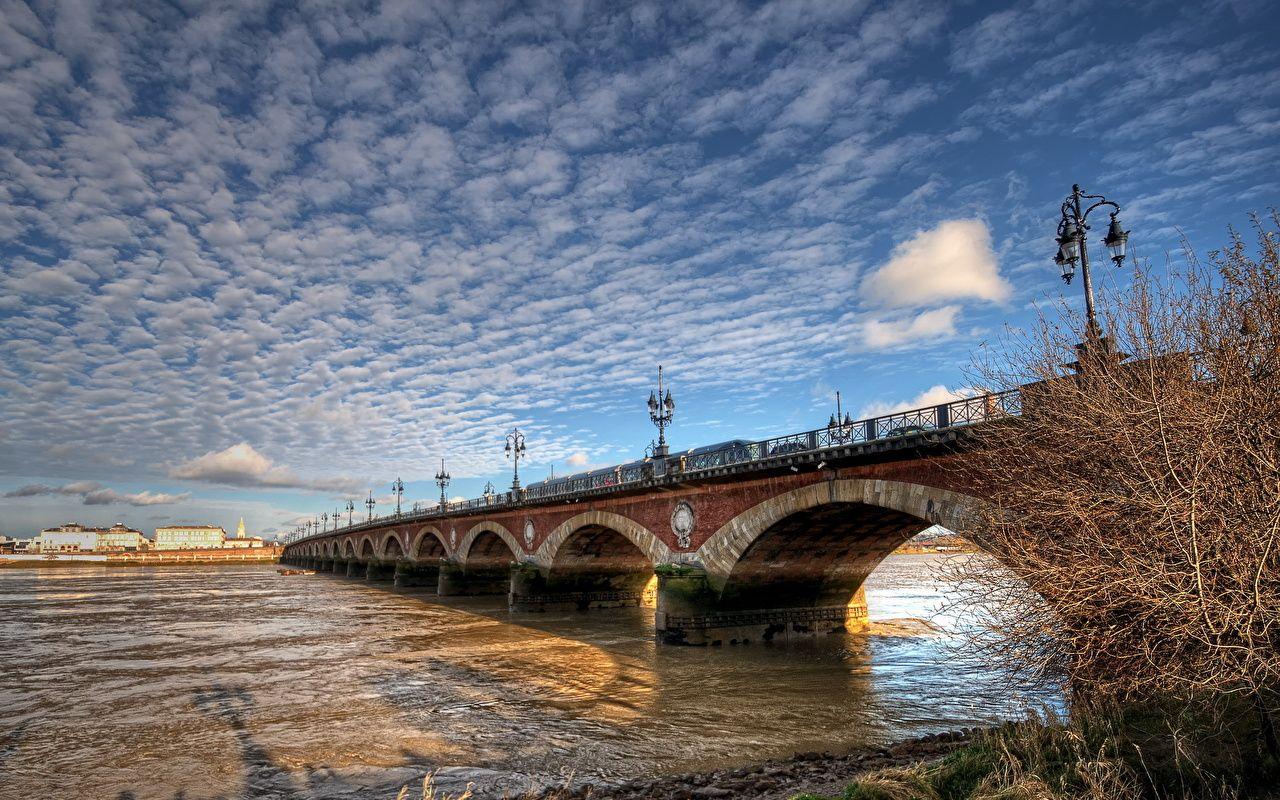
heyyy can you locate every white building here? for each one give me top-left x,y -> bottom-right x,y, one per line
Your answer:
154,525 -> 226,550
37,523 -> 99,553
35,522 -> 150,552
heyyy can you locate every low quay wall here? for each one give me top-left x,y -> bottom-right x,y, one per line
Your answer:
0,546 -> 283,568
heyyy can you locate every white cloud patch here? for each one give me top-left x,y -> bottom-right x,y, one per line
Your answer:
169,443 -> 362,494
565,452 -> 590,467
858,384 -> 978,418
859,306 -> 960,349
860,219 -> 1010,308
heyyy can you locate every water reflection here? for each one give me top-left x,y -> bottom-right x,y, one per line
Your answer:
0,555 -> 1055,799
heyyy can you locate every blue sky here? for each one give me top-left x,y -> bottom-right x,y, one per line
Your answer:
1,0 -> 1277,538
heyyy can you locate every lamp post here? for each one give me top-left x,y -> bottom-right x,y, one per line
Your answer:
647,365 -> 675,457
391,477 -> 405,517
435,458 -> 451,509
505,428 -> 527,490
321,512 -> 329,533
346,499 -> 355,527
365,490 -> 376,522
827,390 -> 854,443
1054,184 -> 1130,354
483,481 -> 496,504
334,508 -> 341,530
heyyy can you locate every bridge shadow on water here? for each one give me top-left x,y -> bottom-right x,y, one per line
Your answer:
105,678 -> 443,800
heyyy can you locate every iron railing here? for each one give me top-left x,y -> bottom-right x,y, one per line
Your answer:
282,389 -> 1021,545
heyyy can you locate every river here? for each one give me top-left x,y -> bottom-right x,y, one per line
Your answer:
0,554 -> 1054,799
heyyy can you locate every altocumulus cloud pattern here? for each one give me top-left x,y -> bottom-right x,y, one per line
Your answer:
1,0 -> 1277,534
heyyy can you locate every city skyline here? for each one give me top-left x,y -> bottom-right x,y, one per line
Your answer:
3,0 -> 1279,537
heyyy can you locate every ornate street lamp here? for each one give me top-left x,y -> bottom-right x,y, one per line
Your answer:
647,365 -> 675,457
391,477 -> 405,517
345,499 -> 355,527
365,490 -> 376,522
334,508 -> 341,530
435,458 -> 451,509
482,481 -> 497,504
827,390 -> 854,443
505,428 -> 527,490
1054,184 -> 1130,352
321,512 -> 329,533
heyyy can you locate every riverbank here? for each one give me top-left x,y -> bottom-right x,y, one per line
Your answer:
432,731 -> 981,800
0,546 -> 282,568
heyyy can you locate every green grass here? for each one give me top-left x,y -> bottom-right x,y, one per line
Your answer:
793,702 -> 1280,800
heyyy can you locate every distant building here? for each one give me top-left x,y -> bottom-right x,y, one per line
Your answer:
35,522 -> 150,552
224,517 -> 265,549
37,523 -> 99,553
154,525 -> 226,550
95,523 -> 149,552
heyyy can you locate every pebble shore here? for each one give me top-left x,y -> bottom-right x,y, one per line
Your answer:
530,729 -> 983,800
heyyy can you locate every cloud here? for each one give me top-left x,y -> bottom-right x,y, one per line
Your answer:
565,452 -> 590,467
858,384 -> 978,418
860,219 -> 1010,308
3,482 -> 189,506
169,443 -> 363,494
859,306 -> 960,349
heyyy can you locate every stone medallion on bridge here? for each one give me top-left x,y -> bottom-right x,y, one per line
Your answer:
523,519 -> 535,547
670,501 -> 695,549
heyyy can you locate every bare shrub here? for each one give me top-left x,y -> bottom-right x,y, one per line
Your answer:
948,216 -> 1280,749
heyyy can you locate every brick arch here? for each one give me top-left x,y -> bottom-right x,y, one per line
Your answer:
533,510 -> 672,569
341,538 -> 356,558
381,531 -> 405,560
409,526 -> 449,560
326,540 -> 336,557
358,535 -> 376,561
458,521 -> 522,566
695,478 -> 977,588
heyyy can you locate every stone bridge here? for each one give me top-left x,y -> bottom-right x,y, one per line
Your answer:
282,391 -> 1017,645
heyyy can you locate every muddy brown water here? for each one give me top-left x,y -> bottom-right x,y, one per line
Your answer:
0,554 -> 1055,799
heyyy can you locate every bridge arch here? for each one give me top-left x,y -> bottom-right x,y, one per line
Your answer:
696,478 -> 975,588
326,540 -> 336,557
458,521 -> 522,567
342,539 -> 356,559
410,526 -> 448,561
358,536 -> 376,562
656,478 -> 980,644
381,533 -> 405,560
534,510 -> 671,568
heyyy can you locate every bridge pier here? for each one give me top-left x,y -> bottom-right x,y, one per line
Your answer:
655,567 -> 869,646
509,562 -> 647,612
330,557 -> 347,574
394,559 -> 440,588
315,557 -> 332,572
346,559 -> 365,578
365,559 -> 396,581
437,561 -> 510,596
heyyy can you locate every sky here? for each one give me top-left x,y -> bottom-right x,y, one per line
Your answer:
1,0 -> 1277,539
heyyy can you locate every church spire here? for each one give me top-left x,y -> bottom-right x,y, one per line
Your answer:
236,517 -> 246,539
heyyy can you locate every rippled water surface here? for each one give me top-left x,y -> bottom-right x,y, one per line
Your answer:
0,555 -> 1053,799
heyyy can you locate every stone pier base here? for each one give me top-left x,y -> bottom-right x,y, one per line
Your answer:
346,559 -> 365,578
509,564 -> 644,612
394,560 -> 440,588
331,558 -> 347,574
437,562 -> 510,596
655,568 -> 869,646
317,558 -> 333,572
365,559 -> 396,581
